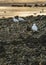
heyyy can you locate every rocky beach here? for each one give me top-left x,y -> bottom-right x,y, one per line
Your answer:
0,15 -> 46,65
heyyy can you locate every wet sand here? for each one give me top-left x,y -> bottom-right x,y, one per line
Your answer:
0,0 -> 46,3
0,7 -> 46,18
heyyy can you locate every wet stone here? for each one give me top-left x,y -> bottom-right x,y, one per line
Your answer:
0,15 -> 46,65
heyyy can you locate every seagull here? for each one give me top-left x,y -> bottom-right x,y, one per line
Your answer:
18,17 -> 25,21
31,23 -> 38,32
13,17 -> 19,22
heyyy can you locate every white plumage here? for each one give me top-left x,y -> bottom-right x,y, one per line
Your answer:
13,17 -> 19,22
31,23 -> 38,31
18,17 -> 25,21
13,17 -> 25,22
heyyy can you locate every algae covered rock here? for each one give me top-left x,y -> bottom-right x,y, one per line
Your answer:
0,15 -> 46,65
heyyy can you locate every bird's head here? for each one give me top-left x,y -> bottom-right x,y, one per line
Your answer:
33,23 -> 36,26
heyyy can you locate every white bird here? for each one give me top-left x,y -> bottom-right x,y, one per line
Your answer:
13,17 -> 19,22
31,23 -> 38,32
18,17 -> 25,21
